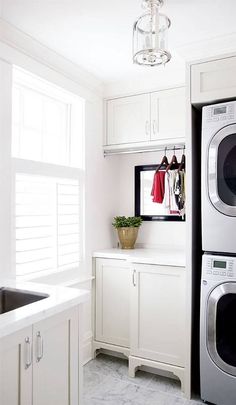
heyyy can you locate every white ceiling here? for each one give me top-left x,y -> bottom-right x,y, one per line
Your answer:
1,0 -> 236,84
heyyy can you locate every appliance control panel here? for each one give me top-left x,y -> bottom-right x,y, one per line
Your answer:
203,101 -> 236,124
203,254 -> 236,278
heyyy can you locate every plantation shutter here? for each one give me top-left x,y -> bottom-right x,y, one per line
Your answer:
15,173 -> 80,276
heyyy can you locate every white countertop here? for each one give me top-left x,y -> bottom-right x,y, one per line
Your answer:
93,247 -> 186,267
0,280 -> 89,339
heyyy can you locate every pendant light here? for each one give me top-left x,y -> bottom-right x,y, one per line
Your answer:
133,0 -> 171,67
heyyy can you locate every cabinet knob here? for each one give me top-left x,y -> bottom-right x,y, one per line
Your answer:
24,337 -> 32,369
36,331 -> 44,362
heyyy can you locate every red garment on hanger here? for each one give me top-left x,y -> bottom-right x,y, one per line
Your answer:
151,171 -> 166,203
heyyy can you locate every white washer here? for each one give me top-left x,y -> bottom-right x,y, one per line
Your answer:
200,253 -> 236,405
202,101 -> 236,254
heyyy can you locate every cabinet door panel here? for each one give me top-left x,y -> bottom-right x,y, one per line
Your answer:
151,87 -> 185,140
106,94 -> 150,145
131,264 -> 186,366
0,327 -> 32,405
95,258 -> 130,347
191,57 -> 236,104
33,307 -> 79,405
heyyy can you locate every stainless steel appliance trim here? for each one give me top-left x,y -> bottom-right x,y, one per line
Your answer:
207,282 -> 236,376
208,124 -> 236,216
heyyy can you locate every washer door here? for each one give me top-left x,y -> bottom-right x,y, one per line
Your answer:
207,283 -> 236,376
208,124 -> 236,216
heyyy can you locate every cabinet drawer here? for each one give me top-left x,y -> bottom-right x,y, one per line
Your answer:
191,56 -> 236,104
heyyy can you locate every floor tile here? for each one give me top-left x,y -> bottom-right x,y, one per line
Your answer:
83,354 -> 203,405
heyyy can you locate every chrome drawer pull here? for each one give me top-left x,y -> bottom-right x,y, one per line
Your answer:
25,337 -> 32,369
145,120 -> 150,136
132,270 -> 137,287
36,331 -> 43,362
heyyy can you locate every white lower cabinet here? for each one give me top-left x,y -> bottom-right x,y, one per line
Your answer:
0,307 -> 80,405
95,258 -> 130,349
130,264 -> 186,366
94,257 -> 187,395
0,326 -> 32,405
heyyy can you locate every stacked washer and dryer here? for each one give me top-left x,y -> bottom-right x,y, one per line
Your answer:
200,101 -> 236,405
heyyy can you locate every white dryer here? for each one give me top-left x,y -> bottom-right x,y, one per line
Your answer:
200,253 -> 236,405
202,101 -> 236,254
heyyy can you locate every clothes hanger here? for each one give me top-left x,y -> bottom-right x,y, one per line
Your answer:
166,146 -> 179,171
155,147 -> 169,173
178,147 -> 185,172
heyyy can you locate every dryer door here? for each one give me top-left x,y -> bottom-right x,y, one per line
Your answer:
207,282 -> 236,376
209,124 -> 236,216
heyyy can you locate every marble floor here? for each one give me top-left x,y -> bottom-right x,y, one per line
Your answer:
83,354 -> 203,405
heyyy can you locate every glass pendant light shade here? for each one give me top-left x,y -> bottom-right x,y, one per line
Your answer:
133,0 -> 171,66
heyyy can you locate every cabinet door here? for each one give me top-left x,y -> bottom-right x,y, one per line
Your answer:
0,327 -> 32,405
151,87 -> 185,141
33,307 -> 79,405
95,258 -> 130,347
191,57 -> 236,104
106,94 -> 150,145
130,264 -> 186,367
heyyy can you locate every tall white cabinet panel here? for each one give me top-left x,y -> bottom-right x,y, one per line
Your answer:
106,94 -> 150,145
130,264 -> 186,367
33,307 -> 79,405
0,326 -> 32,405
151,87 -> 185,141
191,56 -> 236,104
95,258 -> 130,348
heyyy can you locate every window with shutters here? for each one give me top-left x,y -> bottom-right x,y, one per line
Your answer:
12,67 -> 84,277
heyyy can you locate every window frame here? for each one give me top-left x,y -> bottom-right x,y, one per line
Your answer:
12,66 -> 85,169
11,67 -> 85,280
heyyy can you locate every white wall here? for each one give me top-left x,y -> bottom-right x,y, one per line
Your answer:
0,25 -> 114,363
108,150 -> 186,251
0,59 -> 12,278
104,66 -> 185,99
0,20 -> 186,366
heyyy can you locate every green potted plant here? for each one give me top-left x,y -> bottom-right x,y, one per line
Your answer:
112,216 -> 142,249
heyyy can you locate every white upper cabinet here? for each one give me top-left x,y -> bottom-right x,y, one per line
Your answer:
105,86 -> 185,149
106,94 -> 150,146
191,56 -> 236,104
151,87 -> 186,141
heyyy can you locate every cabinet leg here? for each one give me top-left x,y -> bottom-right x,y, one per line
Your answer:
128,367 -> 136,378
128,357 -> 140,378
92,347 -> 99,360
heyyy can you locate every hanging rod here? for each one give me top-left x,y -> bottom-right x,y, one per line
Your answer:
103,143 -> 185,157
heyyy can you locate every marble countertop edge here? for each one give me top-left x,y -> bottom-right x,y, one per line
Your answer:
92,248 -> 186,267
0,279 -> 90,339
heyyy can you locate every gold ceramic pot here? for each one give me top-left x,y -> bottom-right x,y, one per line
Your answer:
117,227 -> 139,249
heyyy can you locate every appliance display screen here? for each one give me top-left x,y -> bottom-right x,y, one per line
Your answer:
213,260 -> 227,269
214,106 -> 227,115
